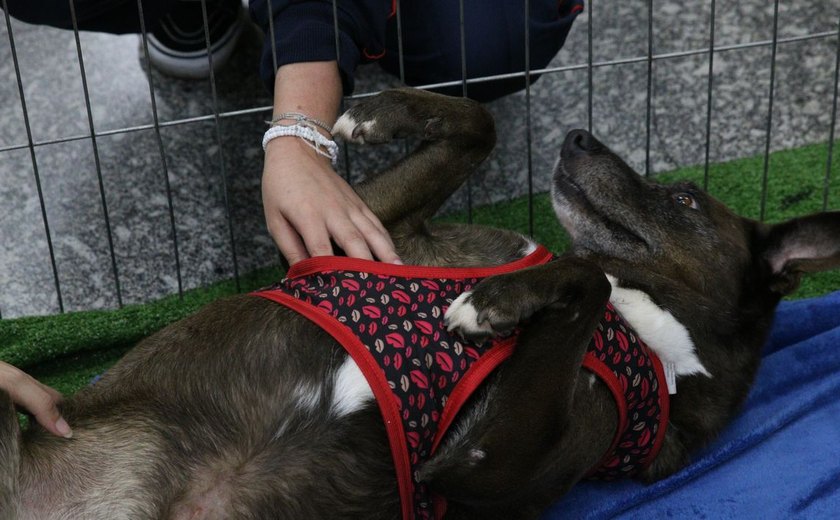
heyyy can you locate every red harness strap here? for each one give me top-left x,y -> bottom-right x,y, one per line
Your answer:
255,247 -> 553,519
582,304 -> 670,479
253,247 -> 669,519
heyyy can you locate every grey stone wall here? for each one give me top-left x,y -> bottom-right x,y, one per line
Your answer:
1,1 -> 838,317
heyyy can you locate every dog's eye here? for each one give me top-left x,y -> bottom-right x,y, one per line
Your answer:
673,193 -> 698,209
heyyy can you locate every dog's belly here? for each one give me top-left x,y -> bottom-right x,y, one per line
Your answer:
170,481 -> 229,520
18,299 -> 402,519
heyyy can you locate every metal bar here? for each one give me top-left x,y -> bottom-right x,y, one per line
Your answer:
525,0 -> 534,237
363,30 -> 839,96
68,0 -> 124,307
0,106 -> 276,152
459,0 -> 468,98
759,0 -> 781,222
199,0 -> 241,291
1,0 -> 64,314
136,0 -> 183,298
267,0 -> 285,274
587,0 -> 594,134
3,30 -> 838,156
702,0 -> 717,190
0,108 -> 270,153
645,0 -> 653,176
459,0 -> 473,224
265,0 -> 279,73
395,0 -> 406,85
825,16 -> 840,211
332,0 -> 341,68
395,0 -> 410,157
332,0 -> 353,182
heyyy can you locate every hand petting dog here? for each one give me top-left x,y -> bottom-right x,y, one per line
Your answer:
0,361 -> 71,438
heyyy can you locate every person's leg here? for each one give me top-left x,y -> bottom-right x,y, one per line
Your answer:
3,0 -> 171,34
145,0 -> 244,79
380,0 -> 584,102
3,0 -> 245,79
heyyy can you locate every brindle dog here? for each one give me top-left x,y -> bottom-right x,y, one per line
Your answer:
1,88 -> 839,519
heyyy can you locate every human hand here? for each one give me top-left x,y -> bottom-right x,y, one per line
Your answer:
262,136 -> 401,265
0,361 -> 72,438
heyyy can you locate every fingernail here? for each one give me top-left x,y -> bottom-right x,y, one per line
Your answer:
393,258 -> 403,265
55,418 -> 73,439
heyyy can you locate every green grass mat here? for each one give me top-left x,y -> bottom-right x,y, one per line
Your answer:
0,268 -> 281,395
2,140 -> 839,397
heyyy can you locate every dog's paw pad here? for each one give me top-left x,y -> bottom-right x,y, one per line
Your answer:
333,113 -> 378,144
444,292 -> 495,340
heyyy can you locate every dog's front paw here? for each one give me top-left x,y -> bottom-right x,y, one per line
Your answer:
332,89 -> 448,145
332,112 -> 382,145
444,290 -> 522,342
444,292 -> 495,341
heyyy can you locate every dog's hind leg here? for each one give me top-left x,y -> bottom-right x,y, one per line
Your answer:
14,410 -> 192,519
333,89 -> 496,232
0,390 -> 20,519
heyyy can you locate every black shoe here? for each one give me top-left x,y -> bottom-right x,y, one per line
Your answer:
146,0 -> 243,79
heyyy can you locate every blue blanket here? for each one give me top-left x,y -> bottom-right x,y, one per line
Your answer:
543,290 -> 840,520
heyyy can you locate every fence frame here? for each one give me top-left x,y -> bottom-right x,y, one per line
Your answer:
1,0 -> 839,318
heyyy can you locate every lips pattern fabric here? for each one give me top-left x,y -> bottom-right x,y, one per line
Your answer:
260,268 -> 513,519
583,303 -> 670,480
253,249 -> 668,519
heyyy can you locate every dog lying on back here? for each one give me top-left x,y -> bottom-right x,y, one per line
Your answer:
1,89 -> 839,520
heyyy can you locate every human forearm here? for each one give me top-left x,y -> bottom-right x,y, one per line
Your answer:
261,61 -> 399,265
271,61 -> 342,130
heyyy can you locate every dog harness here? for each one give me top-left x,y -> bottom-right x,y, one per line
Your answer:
254,246 -> 669,519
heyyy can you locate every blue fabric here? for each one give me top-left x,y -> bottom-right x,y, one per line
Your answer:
542,290 -> 840,520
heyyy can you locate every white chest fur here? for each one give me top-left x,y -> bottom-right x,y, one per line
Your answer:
605,275 -> 712,388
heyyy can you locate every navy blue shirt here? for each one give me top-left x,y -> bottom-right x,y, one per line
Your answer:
248,0 -> 585,99
249,0 -> 390,94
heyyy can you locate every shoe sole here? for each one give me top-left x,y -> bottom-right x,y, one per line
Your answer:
145,9 -> 244,80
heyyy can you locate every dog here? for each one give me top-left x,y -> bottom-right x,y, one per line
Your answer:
1,88 -> 839,520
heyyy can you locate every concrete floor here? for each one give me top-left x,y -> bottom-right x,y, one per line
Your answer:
1,1 -> 839,318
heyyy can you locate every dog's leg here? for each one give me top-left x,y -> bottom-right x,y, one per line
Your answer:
0,390 -> 20,519
423,257 -> 614,506
333,88 -> 495,233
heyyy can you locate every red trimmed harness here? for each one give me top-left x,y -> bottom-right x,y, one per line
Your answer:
254,246 -> 669,519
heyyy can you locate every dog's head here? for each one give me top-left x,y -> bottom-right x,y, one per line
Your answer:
553,129 -> 840,323
550,129 -> 840,482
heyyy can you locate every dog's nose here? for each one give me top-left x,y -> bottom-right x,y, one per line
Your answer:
561,129 -> 602,158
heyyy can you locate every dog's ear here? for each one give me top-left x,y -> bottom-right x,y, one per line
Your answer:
760,211 -> 840,295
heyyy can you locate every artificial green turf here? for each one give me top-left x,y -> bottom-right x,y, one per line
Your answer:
2,141 -> 839,397
0,267 -> 281,396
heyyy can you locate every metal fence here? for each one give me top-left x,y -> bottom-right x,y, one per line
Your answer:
1,0 -> 839,319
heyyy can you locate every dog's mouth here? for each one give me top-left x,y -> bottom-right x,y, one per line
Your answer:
552,158 -> 651,254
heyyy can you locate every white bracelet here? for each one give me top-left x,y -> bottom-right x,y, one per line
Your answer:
262,124 -> 339,165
